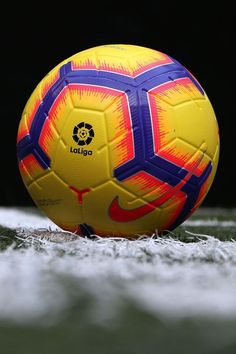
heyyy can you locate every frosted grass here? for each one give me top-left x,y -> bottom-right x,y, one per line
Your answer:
1,207 -> 236,325
183,219 -> 236,227
0,207 -> 57,230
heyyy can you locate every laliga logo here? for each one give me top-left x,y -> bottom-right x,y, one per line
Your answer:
72,122 -> 95,145
70,122 -> 94,156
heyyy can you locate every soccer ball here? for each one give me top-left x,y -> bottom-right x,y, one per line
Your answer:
16,44 -> 219,237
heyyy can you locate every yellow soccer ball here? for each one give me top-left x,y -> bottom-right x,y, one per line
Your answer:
17,44 -> 219,237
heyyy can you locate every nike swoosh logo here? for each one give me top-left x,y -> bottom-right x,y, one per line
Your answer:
109,156 -> 203,222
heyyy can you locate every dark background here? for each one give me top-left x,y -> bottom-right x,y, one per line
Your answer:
1,3 -> 234,207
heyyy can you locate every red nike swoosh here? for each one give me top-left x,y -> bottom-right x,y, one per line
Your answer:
109,157 -> 203,222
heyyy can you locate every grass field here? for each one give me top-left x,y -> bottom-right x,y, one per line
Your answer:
1,207 -> 236,354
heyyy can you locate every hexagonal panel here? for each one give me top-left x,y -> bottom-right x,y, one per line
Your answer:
53,107 -> 110,189
174,97 -> 219,160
